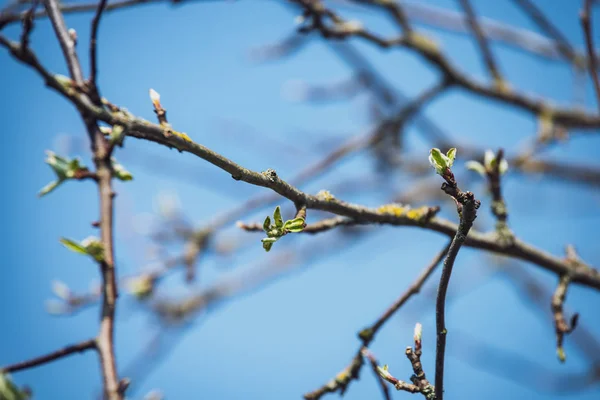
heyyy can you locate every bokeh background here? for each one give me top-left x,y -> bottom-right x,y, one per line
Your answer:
1,0 -> 600,399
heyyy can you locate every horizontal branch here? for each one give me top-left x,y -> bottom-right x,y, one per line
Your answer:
1,34 -> 599,290
0,339 -> 96,373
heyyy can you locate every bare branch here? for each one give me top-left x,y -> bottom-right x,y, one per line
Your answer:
0,339 -> 96,374
89,0 -> 108,99
433,166 -> 480,400
458,0 -> 504,85
511,0 -> 577,64
581,0 -> 600,111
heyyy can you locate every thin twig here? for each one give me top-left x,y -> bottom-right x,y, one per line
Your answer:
361,349 -> 391,400
0,339 -> 96,374
458,0 -> 503,84
41,1 -> 122,397
89,0 -> 108,100
581,0 -> 600,112
18,0 -> 38,51
43,0 -> 83,83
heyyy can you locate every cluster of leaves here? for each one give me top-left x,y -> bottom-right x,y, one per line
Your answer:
38,152 -> 88,196
428,147 -> 456,176
261,206 -> 305,252
39,151 -> 132,197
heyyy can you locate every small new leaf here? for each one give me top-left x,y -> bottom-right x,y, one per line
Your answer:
465,160 -> 486,177
39,181 -> 60,197
111,158 -> 133,181
82,237 -> 105,262
261,237 -> 278,252
60,237 -> 105,262
263,216 -> 271,232
428,148 -> 456,175
60,237 -> 88,255
273,206 -> 284,229
284,218 -> 305,233
446,148 -> 457,166
39,151 -> 88,197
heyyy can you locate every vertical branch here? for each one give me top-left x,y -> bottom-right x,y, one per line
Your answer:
581,0 -> 600,112
89,0 -> 108,100
430,149 -> 481,400
42,1 -> 122,398
95,150 -> 121,399
434,195 -> 478,400
458,0 -> 504,85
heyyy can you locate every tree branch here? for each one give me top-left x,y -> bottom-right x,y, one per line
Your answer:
458,0 -> 503,85
581,0 -> 600,112
434,170 -> 480,400
511,0 -> 577,64
41,1 -> 122,397
0,339 -> 96,374
89,0 -> 108,99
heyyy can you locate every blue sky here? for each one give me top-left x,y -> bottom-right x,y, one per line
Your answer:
1,0 -> 600,399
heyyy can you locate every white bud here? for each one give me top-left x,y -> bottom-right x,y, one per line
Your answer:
149,88 -> 161,106
414,322 -> 422,342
